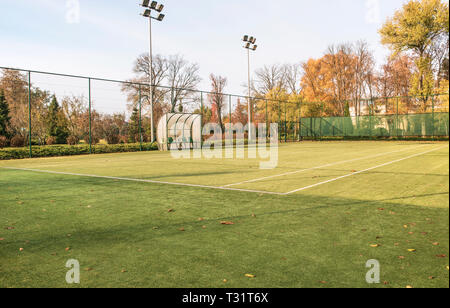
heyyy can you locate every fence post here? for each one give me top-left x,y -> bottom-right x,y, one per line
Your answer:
200,92 -> 203,148
27,71 -> 32,158
139,84 -> 143,151
265,99 -> 268,140
396,97 -> 399,138
229,95 -> 232,125
320,102 -> 324,140
88,78 -> 92,154
432,95 -> 435,139
299,101 -> 302,141
284,102 -> 287,143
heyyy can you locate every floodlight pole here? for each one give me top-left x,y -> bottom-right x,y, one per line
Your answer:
247,47 -> 251,142
243,36 -> 257,142
148,15 -> 155,142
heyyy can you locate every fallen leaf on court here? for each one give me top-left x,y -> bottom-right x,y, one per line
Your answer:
421,232 -> 428,235
65,247 -> 71,251
202,226 -> 207,229
383,281 -> 389,285
245,274 -> 256,278
406,285 -> 413,289
398,256 -> 405,259
153,227 -> 159,230
389,211 -> 396,215
121,269 -> 127,273
351,170 -> 357,173
221,221 -> 234,225
377,208 -> 384,211
198,218 -> 204,221
19,248 -> 24,251
5,227 -> 14,230
370,244 -> 381,248
408,232 -> 414,235
394,243 -> 400,246
407,249 -> 416,252
85,268 -> 93,272
436,254 -> 447,258
17,201 -> 24,205
0,238 -> 4,241
179,228 -> 185,232
319,281 -> 327,284
168,209 -> 175,213
252,214 -> 256,218
429,276 -> 435,280
432,242 -> 439,246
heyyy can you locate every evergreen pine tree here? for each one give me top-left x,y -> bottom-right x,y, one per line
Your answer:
0,89 -> 11,137
128,107 -> 141,143
47,95 -> 69,144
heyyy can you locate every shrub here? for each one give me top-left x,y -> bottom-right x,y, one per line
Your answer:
10,135 -> 25,147
83,135 -> 100,145
0,136 -> 7,148
46,136 -> 57,145
105,129 -> 120,144
67,135 -> 79,146
0,142 -> 159,160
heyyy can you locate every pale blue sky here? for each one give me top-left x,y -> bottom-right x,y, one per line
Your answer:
0,0 -> 409,97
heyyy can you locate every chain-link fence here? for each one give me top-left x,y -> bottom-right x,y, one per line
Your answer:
0,67 -> 448,158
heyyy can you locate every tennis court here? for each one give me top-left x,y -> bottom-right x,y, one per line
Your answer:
1,141 -> 448,196
0,141 -> 449,288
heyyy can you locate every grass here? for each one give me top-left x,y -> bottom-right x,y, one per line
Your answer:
0,141 -> 448,288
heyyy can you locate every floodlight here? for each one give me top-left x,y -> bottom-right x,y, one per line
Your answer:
156,4 -> 164,12
251,37 -> 256,44
253,45 -> 258,51
157,14 -> 165,21
248,37 -> 254,43
141,0 -> 150,7
150,1 -> 158,9
245,42 -> 251,48
243,35 -> 249,42
143,9 -> 151,17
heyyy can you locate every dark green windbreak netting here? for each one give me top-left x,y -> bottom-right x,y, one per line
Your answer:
298,112 -> 449,138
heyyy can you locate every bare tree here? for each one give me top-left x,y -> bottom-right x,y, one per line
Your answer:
122,53 -> 169,111
353,41 -> 375,115
253,64 -> 286,96
208,74 -> 227,131
166,55 -> 201,112
283,63 -> 302,95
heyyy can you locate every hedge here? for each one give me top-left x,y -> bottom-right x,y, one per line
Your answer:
0,142 -> 158,160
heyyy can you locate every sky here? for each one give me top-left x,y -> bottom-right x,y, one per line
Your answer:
0,0 -> 410,112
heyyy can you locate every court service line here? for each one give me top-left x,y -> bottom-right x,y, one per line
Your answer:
222,144 -> 429,187
1,167 -> 285,196
283,146 -> 448,195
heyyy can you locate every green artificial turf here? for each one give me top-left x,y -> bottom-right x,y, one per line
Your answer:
0,141 -> 448,288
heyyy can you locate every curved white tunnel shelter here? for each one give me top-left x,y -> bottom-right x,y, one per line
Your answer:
157,113 -> 202,151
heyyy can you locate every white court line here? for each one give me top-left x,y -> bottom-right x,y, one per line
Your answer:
283,146 -> 448,195
222,144 -> 429,187
1,167 -> 285,196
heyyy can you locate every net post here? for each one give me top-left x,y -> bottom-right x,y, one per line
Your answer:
27,71 -> 32,158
